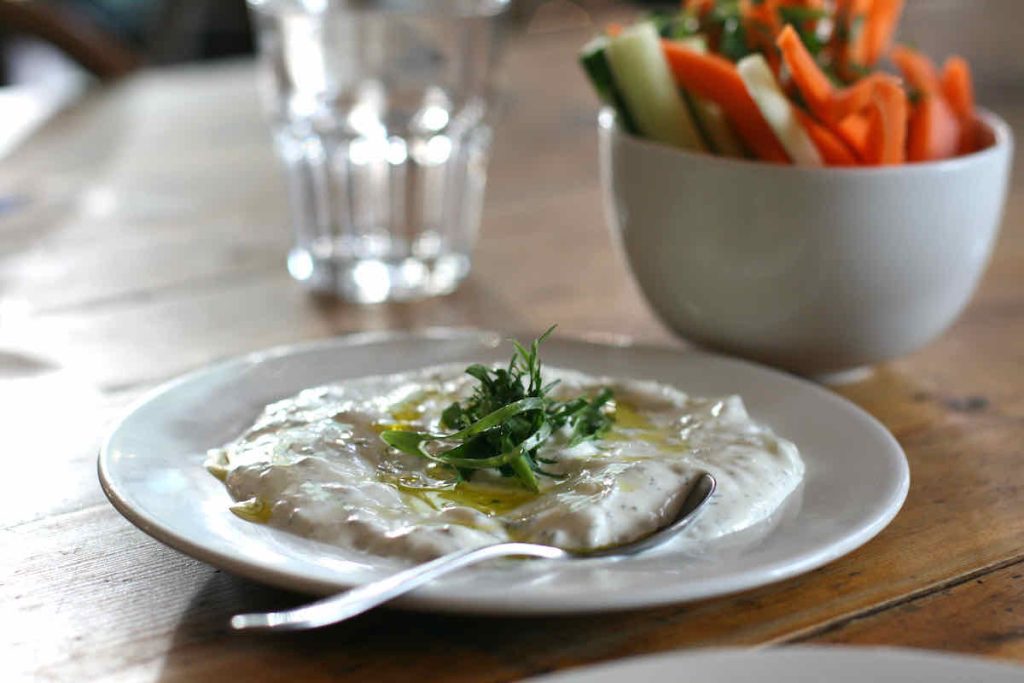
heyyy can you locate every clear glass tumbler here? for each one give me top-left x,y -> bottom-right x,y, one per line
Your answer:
248,0 -> 509,302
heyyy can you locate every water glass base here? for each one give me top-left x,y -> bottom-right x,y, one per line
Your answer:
288,248 -> 471,304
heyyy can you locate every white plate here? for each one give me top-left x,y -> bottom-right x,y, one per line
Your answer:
98,329 -> 909,615
525,646 -> 1024,682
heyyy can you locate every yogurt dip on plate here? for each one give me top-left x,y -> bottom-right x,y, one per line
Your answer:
206,363 -> 804,562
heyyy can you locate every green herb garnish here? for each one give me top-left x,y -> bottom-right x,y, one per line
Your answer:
648,10 -> 698,41
379,326 -> 614,492
708,2 -> 752,63
778,6 -> 827,57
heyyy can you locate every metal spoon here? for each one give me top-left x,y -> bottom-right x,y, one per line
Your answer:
231,471 -> 716,632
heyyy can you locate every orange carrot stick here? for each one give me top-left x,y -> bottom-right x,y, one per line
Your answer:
795,109 -> 860,165
863,106 -> 885,165
836,112 -> 872,160
862,79 -> 908,165
661,41 -> 791,162
890,44 -> 940,93
892,45 -> 960,161
776,25 -> 834,122
941,56 -> 977,153
827,72 -> 902,123
940,56 -> 975,122
834,0 -> 872,77
863,0 -> 904,65
742,0 -> 783,73
777,23 -> 902,158
907,94 -> 960,162
605,23 -> 623,38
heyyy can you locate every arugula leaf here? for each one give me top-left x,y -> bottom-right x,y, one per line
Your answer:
379,326 -> 615,492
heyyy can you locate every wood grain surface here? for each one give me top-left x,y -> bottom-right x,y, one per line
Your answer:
2,3 -> 1022,681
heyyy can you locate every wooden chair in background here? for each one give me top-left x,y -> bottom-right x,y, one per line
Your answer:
0,0 -> 138,81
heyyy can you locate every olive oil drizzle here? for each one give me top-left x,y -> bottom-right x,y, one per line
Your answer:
379,473 -> 539,516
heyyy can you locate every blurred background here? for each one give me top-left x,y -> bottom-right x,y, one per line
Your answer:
4,1 -> 1024,79
2,0 -> 1022,156
0,0 -> 1020,237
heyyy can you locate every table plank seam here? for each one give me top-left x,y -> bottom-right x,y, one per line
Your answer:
783,554 -> 1024,646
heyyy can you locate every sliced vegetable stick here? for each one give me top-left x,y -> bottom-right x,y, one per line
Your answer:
776,25 -> 835,122
606,23 -> 623,38
605,23 -> 706,150
862,79 -> 908,164
794,109 -> 860,165
863,0 -> 904,65
833,0 -> 872,80
777,22 -> 904,150
580,36 -> 640,135
827,72 -> 902,123
836,111 -> 872,159
940,56 -> 975,122
677,36 -> 747,157
863,106 -> 883,165
892,44 -> 960,161
737,54 -> 823,165
742,0 -> 784,73
907,94 -> 960,162
890,44 -> 940,93
662,41 -> 790,162
941,56 -> 978,153
689,97 -> 747,157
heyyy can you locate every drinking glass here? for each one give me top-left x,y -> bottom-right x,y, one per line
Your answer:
248,0 -> 509,302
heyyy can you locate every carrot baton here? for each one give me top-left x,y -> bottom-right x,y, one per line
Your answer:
862,79 -> 908,165
776,25 -> 834,122
941,56 -> 975,121
776,23 -> 900,153
863,0 -> 905,66
827,72 -> 902,123
795,109 -> 860,165
907,93 -> 961,162
891,44 -> 960,161
835,111 -> 872,160
742,0 -> 784,69
890,44 -> 941,93
662,40 -> 791,162
941,56 -> 978,153
833,0 -> 872,80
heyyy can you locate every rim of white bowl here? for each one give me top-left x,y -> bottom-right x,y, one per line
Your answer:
599,106 -> 1013,176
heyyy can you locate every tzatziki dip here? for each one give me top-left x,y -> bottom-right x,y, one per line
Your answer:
206,347 -> 804,562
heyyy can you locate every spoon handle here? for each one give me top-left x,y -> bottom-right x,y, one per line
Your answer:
230,542 -> 567,632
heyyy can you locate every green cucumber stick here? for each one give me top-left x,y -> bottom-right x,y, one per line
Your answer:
604,22 -> 705,150
580,36 -> 639,135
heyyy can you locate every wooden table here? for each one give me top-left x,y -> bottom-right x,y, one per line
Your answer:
3,7 -> 1023,682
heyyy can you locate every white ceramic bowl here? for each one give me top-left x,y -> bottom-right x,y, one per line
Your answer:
600,109 -> 1013,377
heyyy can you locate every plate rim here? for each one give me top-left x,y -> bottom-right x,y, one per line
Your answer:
98,328 -> 910,614
522,645 -> 1024,682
